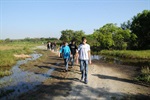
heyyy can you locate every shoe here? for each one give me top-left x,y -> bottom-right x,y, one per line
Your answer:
63,69 -> 68,72
85,80 -> 88,84
65,69 -> 68,72
81,77 -> 84,81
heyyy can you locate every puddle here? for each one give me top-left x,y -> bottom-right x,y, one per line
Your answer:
91,55 -> 122,64
91,55 -> 103,60
91,55 -> 150,66
0,53 -> 55,100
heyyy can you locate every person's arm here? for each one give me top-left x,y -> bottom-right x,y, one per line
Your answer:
88,50 -> 91,64
88,45 -> 91,64
76,45 -> 80,64
69,46 -> 72,57
75,45 -> 78,56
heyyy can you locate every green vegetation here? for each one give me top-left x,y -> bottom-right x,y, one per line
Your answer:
130,10 -> 150,49
0,70 -> 12,77
55,10 -> 150,84
136,67 -> 150,83
0,41 -> 38,67
59,10 -> 150,50
99,50 -> 150,59
98,50 -> 150,83
59,30 -> 85,44
0,41 -> 39,77
0,10 -> 149,83
19,49 -> 52,71
0,37 -> 61,77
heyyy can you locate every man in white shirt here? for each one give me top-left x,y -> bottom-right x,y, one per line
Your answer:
78,37 -> 91,84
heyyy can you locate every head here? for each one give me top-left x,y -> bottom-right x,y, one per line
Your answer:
71,40 -> 75,44
63,41 -> 68,46
82,37 -> 87,44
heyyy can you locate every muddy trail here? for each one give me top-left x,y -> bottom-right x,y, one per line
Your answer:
1,49 -> 150,100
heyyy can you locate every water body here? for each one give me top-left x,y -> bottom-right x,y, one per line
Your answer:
91,55 -> 150,66
0,54 -> 55,100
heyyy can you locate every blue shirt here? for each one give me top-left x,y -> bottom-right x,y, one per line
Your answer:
62,45 -> 71,58
59,46 -> 63,53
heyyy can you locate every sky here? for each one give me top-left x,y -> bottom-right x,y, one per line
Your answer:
0,0 -> 150,39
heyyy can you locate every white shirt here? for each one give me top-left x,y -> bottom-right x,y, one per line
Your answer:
78,43 -> 90,60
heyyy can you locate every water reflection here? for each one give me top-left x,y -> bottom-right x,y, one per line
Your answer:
91,55 -> 150,66
91,55 -> 103,60
0,54 -> 54,100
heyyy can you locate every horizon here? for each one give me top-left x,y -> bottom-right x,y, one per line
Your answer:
0,0 -> 150,39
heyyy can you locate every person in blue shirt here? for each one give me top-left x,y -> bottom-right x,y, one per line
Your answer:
62,41 -> 71,71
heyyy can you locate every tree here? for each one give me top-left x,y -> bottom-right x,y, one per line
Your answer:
130,10 -> 150,49
128,33 -> 138,49
59,29 -> 74,42
121,20 -> 132,30
24,37 -> 31,42
93,23 -> 116,49
59,29 -> 85,44
93,23 -> 133,50
86,34 -> 97,46
113,29 -> 131,50
73,30 -> 85,44
5,38 -> 11,42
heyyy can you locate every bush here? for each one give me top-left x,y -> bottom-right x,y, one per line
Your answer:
136,67 -> 150,83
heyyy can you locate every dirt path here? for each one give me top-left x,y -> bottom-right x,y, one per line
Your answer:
19,50 -> 150,100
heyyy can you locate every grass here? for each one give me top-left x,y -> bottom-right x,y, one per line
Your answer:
0,48 -> 32,68
0,41 -> 40,50
97,50 -> 150,59
20,49 -> 50,69
0,70 -> 12,77
136,67 -> 150,83
0,41 -> 41,77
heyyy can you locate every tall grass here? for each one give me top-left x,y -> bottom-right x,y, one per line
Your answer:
99,50 -> 150,59
0,48 -> 32,67
0,70 -> 12,77
0,50 -> 16,67
0,41 -> 40,77
0,41 -> 40,50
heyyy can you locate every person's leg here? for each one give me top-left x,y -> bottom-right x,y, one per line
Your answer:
65,58 -> 69,71
80,60 -> 85,81
84,60 -> 89,84
72,55 -> 75,66
71,55 -> 75,66
64,58 -> 66,68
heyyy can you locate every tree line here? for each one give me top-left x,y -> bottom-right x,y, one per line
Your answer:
59,10 -> 150,50
0,37 -> 60,44
1,10 -> 149,50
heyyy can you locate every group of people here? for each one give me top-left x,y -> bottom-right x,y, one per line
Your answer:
59,37 -> 91,84
47,42 -> 57,51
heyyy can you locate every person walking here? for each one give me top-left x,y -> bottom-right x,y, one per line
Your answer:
54,42 -> 57,52
78,37 -> 91,84
69,39 -> 78,67
59,43 -> 64,58
47,42 -> 51,50
62,42 -> 71,72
